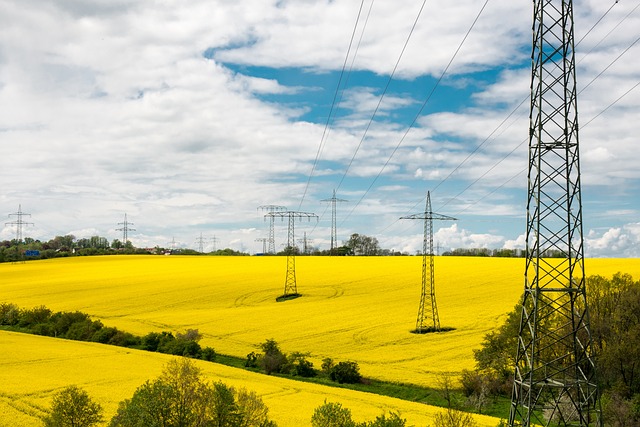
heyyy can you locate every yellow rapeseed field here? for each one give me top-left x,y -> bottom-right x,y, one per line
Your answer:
1,255 -> 638,425
0,331 -> 501,427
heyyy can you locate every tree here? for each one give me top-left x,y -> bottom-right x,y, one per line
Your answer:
311,401 -> 356,427
43,385 -> 103,427
258,339 -> 289,375
110,358 -> 277,427
110,358 -> 210,426
361,412 -> 406,427
344,234 -> 379,256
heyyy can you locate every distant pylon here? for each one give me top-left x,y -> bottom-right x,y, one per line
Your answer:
255,237 -> 268,254
297,231 -> 312,255
196,232 -> 211,253
116,213 -> 135,244
6,204 -> 34,243
509,0 -> 601,425
321,190 -> 348,254
264,210 -> 318,298
401,191 -> 455,333
258,205 -> 287,254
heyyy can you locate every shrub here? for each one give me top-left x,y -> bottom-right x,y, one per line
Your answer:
43,385 -> 103,427
289,352 -> 317,377
0,302 -> 20,325
329,361 -> 361,384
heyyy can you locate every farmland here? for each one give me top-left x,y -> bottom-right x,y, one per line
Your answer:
1,255 -> 638,425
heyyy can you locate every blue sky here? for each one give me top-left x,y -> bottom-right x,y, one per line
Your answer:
1,0 -> 639,256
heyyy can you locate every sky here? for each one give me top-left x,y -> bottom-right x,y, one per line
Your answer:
0,0 -> 639,257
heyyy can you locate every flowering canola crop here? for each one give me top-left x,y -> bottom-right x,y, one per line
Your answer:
1,255 -> 637,426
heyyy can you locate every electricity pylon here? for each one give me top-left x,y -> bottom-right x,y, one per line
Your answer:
6,204 -> 33,242
116,213 -> 135,245
401,191 -> 455,333
297,231 -> 312,255
265,210 -> 317,299
509,0 -> 601,425
196,232 -> 213,253
321,190 -> 348,254
255,237 -> 268,254
258,205 -> 287,254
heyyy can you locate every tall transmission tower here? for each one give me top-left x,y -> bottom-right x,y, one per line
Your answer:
321,190 -> 348,254
255,237 -> 268,254
509,0 -> 601,425
258,205 -> 287,254
6,205 -> 34,243
264,210 -> 317,299
116,213 -> 135,244
400,191 -> 455,333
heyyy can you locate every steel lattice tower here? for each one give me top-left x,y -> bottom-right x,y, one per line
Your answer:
116,213 -> 135,244
509,0 -> 601,425
6,205 -> 33,243
321,190 -> 348,253
265,211 -> 317,299
259,205 -> 287,254
401,191 -> 455,333
255,237 -> 268,254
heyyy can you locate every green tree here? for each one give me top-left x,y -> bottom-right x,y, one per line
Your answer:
110,358 -> 210,426
329,361 -> 361,384
43,385 -> 103,427
258,339 -> 289,375
344,234 -> 379,256
311,401 -> 356,427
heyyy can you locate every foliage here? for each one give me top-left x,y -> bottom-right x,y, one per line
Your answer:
289,352 -> 317,377
344,234 -> 380,256
0,303 -> 215,361
110,358 -> 276,427
258,339 -> 290,375
311,401 -> 356,427
359,412 -> 406,427
432,408 -> 478,427
466,273 -> 640,420
42,385 -> 103,427
329,361 -> 362,384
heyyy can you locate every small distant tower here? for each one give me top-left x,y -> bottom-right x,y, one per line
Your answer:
297,231 -> 312,255
255,237 -> 268,254
258,205 -> 287,254
321,190 -> 348,254
401,191 -> 455,333
116,214 -> 135,245
264,210 -> 318,299
195,232 -> 210,253
6,205 -> 34,243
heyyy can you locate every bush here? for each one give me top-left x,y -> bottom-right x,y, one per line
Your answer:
289,352 -> 317,377
43,385 -> 103,427
329,361 -> 361,384
0,302 -> 20,325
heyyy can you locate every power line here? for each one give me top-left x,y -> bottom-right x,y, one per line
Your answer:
116,213 -> 135,244
298,0 -> 372,210
335,0 -> 430,194
340,0 -> 491,227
